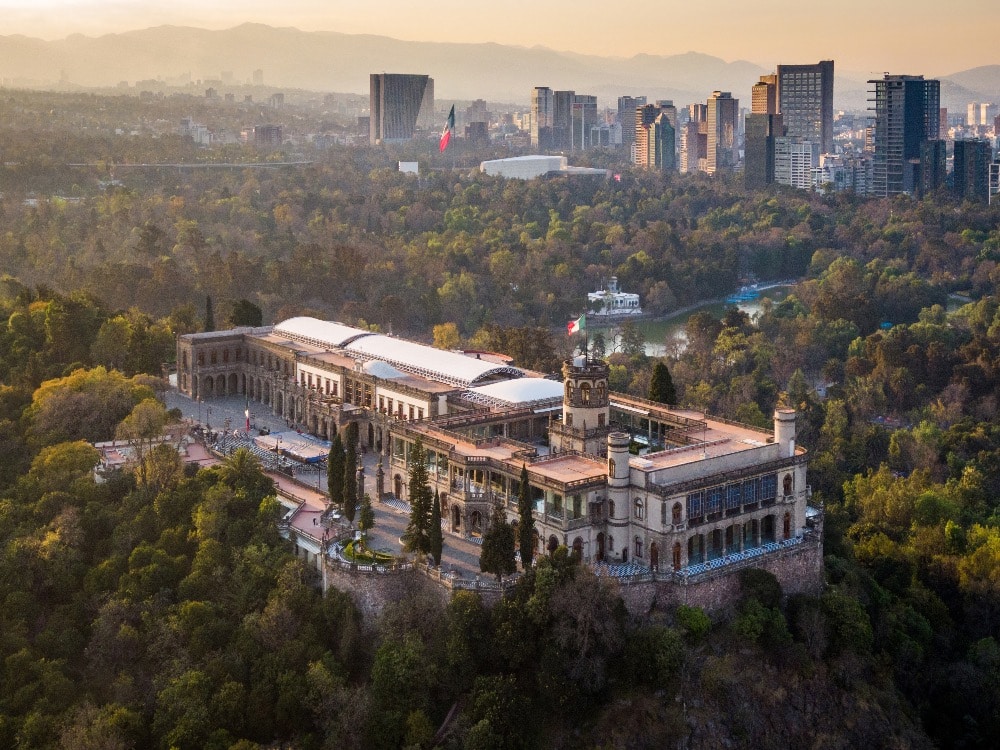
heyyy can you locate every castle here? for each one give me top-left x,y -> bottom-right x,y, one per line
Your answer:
177,317 -> 821,597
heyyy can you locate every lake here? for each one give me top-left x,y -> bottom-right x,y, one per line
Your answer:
588,286 -> 792,357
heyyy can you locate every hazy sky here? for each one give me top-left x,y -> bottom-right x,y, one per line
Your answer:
2,0 -> 997,74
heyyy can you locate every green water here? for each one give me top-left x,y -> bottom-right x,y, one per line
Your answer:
589,286 -> 792,357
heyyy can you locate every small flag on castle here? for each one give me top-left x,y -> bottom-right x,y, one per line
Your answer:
439,104 -> 455,152
567,314 -> 585,336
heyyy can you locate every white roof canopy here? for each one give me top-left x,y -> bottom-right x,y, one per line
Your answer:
345,334 -> 524,387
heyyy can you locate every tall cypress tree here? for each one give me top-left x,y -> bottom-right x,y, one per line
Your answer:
649,360 -> 677,405
343,422 -> 358,523
204,295 -> 215,332
327,432 -> 345,508
480,496 -> 516,583
517,464 -> 535,570
429,489 -> 443,566
358,493 -> 375,546
403,437 -> 432,555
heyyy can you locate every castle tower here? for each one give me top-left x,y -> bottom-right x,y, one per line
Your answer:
548,356 -> 611,455
774,408 -> 796,457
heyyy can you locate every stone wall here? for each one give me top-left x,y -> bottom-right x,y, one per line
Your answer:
322,564 -> 507,620
615,536 -> 824,620
321,536 -> 823,623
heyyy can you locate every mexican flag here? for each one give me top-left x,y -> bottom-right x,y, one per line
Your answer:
439,104 -> 455,152
567,315 -> 585,335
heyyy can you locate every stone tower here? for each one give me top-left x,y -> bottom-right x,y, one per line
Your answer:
548,356 -> 612,455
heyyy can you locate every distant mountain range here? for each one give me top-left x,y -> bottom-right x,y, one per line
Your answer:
0,23 -> 997,112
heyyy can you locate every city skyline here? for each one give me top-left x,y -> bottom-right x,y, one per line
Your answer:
3,0 -> 999,76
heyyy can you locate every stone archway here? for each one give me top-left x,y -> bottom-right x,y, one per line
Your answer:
572,537 -> 583,560
228,373 -> 238,395
367,423 -> 375,449
596,532 -> 605,561
649,542 -> 659,571
470,511 -> 483,535
672,542 -> 682,571
452,506 -> 461,532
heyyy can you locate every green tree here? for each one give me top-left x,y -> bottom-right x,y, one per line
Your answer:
115,397 -> 169,485
648,360 -> 677,404
403,437 -> 431,556
619,321 -> 646,358
517,464 -> 535,570
343,422 -> 358,523
429,489 -> 443,566
327,432 -> 345,508
227,298 -> 263,327
480,497 -> 516,582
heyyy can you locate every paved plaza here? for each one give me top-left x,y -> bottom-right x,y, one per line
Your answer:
165,389 -> 489,575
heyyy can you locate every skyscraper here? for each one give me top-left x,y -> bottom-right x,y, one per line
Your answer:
635,102 -> 676,170
953,139 -> 992,202
745,113 -> 783,188
706,91 -> 739,174
369,74 -> 431,145
618,95 -> 647,147
531,87 -> 554,148
777,61 -> 834,155
552,90 -> 576,151
752,74 -> 777,115
869,74 -> 941,197
681,104 -> 708,174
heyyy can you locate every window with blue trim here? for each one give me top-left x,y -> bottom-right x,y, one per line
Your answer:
744,477 -> 759,505
762,474 -> 777,501
726,483 -> 741,511
687,492 -> 703,520
707,487 -> 722,515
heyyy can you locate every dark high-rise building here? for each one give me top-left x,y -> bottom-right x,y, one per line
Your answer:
745,113 -> 783,189
571,95 -> 599,150
953,139 -> 992,202
369,73 -> 430,145
706,91 -> 739,174
552,90 -> 576,151
869,74 -> 940,197
531,86 -> 554,149
777,61 -> 834,155
618,95 -> 647,146
918,139 -> 947,196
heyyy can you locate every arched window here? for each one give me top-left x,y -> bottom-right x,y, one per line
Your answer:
633,498 -> 644,520
672,502 -> 682,525
223,349 -> 230,363
580,383 -> 591,405
608,500 -> 615,519
783,473 -> 793,496
210,350 -> 217,364
565,382 -> 574,401
661,501 -> 667,525
608,458 -> 615,476
634,536 -> 643,558
197,352 -> 205,366
597,382 -> 606,401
